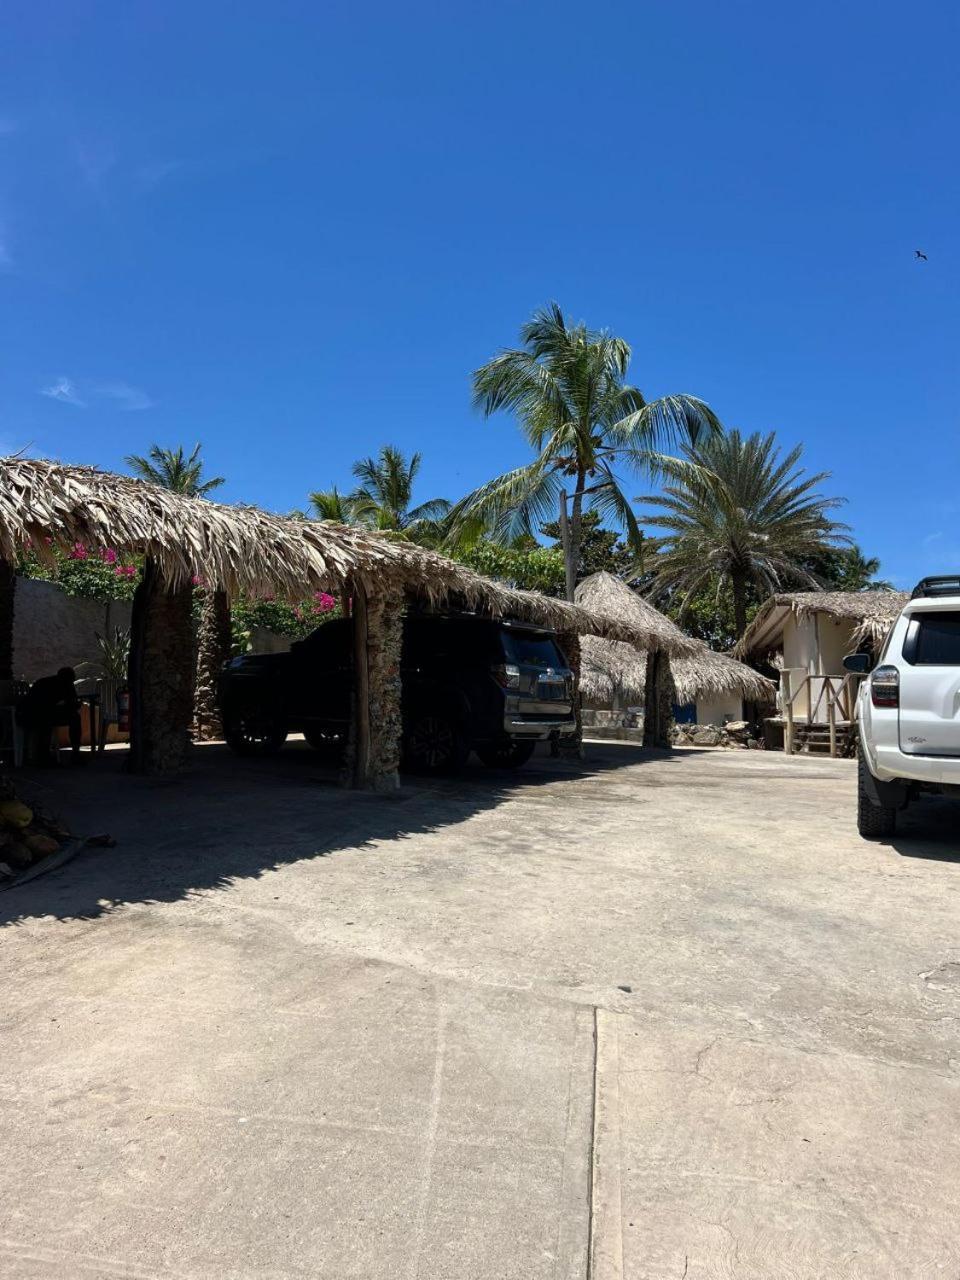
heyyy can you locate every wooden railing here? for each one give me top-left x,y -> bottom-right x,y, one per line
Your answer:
779,670 -> 865,757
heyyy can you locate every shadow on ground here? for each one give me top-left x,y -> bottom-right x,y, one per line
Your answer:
887,795 -> 960,864
2,737 -> 685,927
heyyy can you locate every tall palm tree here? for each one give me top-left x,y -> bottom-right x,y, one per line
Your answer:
125,443 -> 225,497
126,442 -> 227,744
447,302 -> 722,599
641,430 -> 850,638
324,445 -> 450,546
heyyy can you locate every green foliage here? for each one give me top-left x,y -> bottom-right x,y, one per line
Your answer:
797,544 -> 894,592
230,594 -> 343,647
641,429 -> 850,635
311,446 -> 450,547
17,543 -> 140,602
447,302 -> 721,586
453,541 -> 566,596
93,627 -> 131,681
541,510 -> 634,581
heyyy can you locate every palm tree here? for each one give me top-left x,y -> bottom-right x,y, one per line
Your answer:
126,442 -> 227,744
308,486 -> 352,523
326,446 -> 450,546
125,443 -> 225,497
447,302 -> 722,599
641,430 -> 850,638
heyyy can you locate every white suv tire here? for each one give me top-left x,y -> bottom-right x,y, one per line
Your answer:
857,753 -> 897,839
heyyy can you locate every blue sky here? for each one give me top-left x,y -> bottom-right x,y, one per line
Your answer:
1,1 -> 957,587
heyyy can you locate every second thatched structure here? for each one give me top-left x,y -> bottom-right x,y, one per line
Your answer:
575,572 -> 776,731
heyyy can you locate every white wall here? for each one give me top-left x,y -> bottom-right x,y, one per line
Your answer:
695,692 -> 744,724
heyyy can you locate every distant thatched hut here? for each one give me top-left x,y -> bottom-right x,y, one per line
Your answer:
0,458 -> 698,785
575,572 -> 775,728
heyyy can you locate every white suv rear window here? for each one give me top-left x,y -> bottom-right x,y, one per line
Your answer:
903,611 -> 960,665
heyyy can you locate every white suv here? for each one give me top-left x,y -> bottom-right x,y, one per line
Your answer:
846,577 -> 960,837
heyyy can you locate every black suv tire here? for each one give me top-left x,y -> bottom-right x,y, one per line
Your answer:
303,726 -> 346,767
475,738 -> 537,769
857,753 -> 896,839
224,713 -> 287,757
402,711 -> 468,775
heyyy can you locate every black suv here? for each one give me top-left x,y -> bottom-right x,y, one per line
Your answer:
218,612 -> 575,773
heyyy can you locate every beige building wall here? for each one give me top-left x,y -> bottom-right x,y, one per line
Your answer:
814,614 -> 858,675
696,691 -> 744,724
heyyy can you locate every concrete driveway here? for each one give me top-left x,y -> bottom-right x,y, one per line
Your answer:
1,741 -> 958,1278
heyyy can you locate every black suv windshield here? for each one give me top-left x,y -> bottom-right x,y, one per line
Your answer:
501,630 -> 564,669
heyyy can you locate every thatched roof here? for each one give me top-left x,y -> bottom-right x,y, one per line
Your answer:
0,457 -> 696,653
733,590 -> 909,658
575,573 -> 774,706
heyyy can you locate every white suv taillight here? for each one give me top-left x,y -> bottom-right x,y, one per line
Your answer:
871,665 -> 900,708
491,663 -> 520,689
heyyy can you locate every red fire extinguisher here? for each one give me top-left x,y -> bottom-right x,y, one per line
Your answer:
117,688 -> 130,734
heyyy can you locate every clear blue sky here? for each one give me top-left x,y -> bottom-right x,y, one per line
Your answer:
1,1 -> 956,587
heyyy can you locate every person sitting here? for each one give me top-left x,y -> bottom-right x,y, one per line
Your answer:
20,667 -> 83,764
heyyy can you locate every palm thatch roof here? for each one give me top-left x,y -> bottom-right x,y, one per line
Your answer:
576,572 -> 774,706
0,457 -> 697,653
733,590 -> 909,659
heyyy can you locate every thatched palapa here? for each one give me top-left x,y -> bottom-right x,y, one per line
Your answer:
0,458 -> 707,785
0,458 -> 698,653
575,572 -> 774,708
733,590 -> 909,659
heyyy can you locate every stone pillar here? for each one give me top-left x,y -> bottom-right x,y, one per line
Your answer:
349,582 -> 403,791
643,649 -> 675,749
128,558 -> 195,774
0,558 -> 15,680
194,588 -> 231,739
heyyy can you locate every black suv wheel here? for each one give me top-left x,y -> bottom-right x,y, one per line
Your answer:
857,753 -> 896,838
403,712 -> 468,775
303,726 -> 346,767
224,713 -> 287,756
475,738 -> 537,769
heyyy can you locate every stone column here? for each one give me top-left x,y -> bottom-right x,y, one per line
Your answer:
348,582 -> 403,791
194,588 -> 231,739
642,649 -> 675,749
128,558 -> 195,774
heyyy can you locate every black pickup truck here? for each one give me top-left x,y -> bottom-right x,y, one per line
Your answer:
218,612 -> 576,774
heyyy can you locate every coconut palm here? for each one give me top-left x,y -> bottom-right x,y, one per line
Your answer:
337,446 -> 450,546
447,302 -> 722,599
125,443 -> 225,497
308,486 -> 352,523
126,442 -> 227,743
641,430 -> 850,638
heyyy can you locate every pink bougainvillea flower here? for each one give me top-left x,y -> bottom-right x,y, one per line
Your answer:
115,563 -> 137,578
69,542 -> 88,560
191,574 -> 205,587
101,547 -> 118,564
313,591 -> 336,613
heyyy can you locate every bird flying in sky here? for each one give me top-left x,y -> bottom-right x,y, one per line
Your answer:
916,249 -> 928,260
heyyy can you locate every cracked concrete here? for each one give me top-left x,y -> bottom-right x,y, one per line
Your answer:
2,739 -> 960,1277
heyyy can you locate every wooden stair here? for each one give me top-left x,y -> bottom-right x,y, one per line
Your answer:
794,721 -> 857,757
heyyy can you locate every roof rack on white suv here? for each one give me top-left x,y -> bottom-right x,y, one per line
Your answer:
911,575 -> 960,599
848,580 -> 960,837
